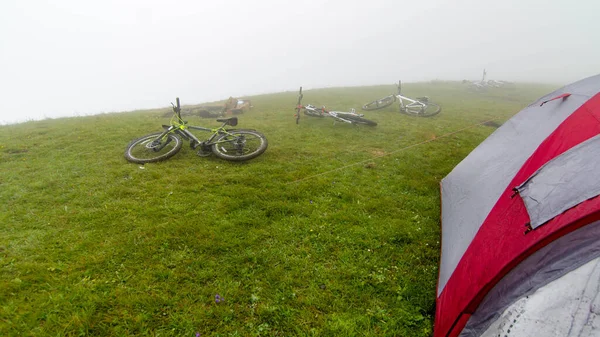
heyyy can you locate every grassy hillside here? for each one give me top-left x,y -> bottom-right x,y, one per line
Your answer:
0,82 -> 557,336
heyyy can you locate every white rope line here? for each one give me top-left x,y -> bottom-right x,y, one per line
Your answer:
287,118 -> 500,185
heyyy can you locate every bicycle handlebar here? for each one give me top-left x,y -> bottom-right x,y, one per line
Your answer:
295,87 -> 303,124
172,97 -> 182,120
297,87 -> 303,105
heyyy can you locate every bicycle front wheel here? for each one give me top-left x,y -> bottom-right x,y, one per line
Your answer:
124,132 -> 183,164
211,130 -> 268,161
362,95 -> 396,111
401,102 -> 441,117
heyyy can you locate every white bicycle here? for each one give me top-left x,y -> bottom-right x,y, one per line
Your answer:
362,81 -> 441,117
295,87 -> 377,126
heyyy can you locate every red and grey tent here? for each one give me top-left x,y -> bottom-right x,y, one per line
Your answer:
435,74 -> 600,337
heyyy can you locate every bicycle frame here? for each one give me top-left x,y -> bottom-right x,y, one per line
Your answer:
303,105 -> 362,124
158,124 -> 224,148
396,94 -> 427,111
151,98 -> 241,150
395,80 -> 428,112
295,86 -> 365,125
361,80 -> 439,117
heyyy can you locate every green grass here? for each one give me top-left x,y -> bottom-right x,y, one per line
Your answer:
0,81 -> 557,336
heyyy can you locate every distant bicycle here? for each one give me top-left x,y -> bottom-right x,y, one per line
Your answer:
362,81 -> 441,117
295,87 -> 377,126
124,97 -> 267,164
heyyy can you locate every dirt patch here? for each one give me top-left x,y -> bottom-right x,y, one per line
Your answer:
5,148 -> 28,154
370,149 -> 386,157
482,120 -> 502,128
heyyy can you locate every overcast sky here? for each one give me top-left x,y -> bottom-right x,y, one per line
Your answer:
1,0 -> 598,124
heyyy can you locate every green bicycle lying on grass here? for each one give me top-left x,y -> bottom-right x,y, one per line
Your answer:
124,97 -> 268,164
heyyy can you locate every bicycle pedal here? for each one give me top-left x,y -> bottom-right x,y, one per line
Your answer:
196,149 -> 212,157
196,144 -> 212,157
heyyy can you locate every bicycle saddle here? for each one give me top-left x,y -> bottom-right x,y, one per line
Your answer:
216,117 -> 238,126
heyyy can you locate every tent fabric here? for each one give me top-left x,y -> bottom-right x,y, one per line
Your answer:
437,91 -> 600,337
435,74 -> 600,337
516,134 -> 600,229
438,93 -> 591,295
438,92 -> 600,336
460,219 -> 600,336
480,256 -> 600,337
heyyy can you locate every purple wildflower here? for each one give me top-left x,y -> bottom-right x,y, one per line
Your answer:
196,333 -> 201,337
215,294 -> 222,303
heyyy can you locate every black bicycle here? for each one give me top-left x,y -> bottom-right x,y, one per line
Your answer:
124,97 -> 268,164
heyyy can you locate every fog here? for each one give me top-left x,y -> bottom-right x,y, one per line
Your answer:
1,0 -> 598,124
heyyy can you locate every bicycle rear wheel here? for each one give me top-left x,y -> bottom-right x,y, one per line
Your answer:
124,132 -> 183,164
338,114 -> 378,126
304,109 -> 325,117
401,102 -> 441,117
362,95 -> 396,111
211,130 -> 268,161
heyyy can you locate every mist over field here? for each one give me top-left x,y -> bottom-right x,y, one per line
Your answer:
1,0 -> 599,124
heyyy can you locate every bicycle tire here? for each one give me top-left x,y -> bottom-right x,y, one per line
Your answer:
362,95 -> 396,111
400,102 -> 441,117
124,132 -> 183,164
211,130 -> 268,162
338,114 -> 378,126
